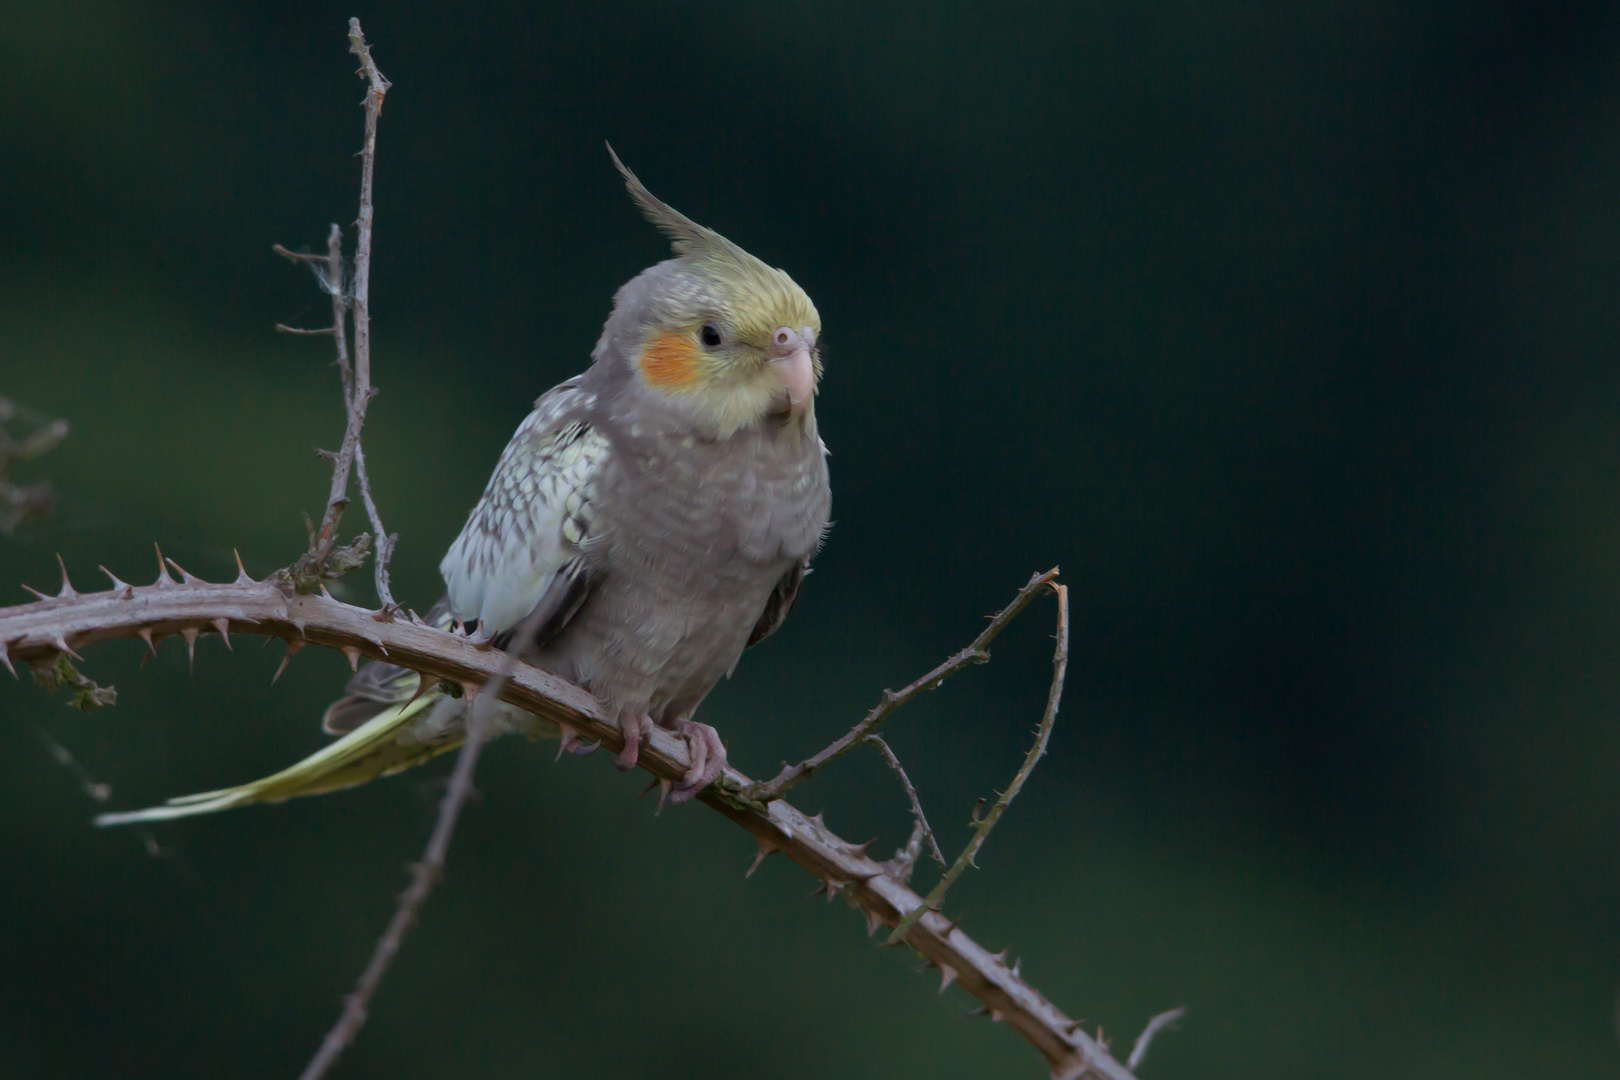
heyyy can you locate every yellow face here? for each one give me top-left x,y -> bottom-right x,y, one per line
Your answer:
609,148 -> 822,437
634,273 -> 822,437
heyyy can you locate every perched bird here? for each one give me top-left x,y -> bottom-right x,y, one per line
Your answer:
96,149 -> 830,826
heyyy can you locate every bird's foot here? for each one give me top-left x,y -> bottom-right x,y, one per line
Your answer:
665,718 -> 727,805
615,712 -> 654,770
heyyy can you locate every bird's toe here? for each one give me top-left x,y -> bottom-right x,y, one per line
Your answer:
667,719 -> 726,804
615,712 -> 652,770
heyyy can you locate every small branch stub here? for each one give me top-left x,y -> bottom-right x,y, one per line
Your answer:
1126,1007 -> 1186,1073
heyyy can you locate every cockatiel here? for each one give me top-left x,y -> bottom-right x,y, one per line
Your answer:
97,149 -> 830,827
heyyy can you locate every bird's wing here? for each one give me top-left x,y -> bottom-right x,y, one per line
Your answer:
747,560 -> 807,648
439,379 -> 610,639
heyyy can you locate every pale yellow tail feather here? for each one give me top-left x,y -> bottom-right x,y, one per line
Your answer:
95,694 -> 460,826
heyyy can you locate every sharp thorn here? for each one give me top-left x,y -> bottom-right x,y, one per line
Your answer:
99,565 -> 134,597
655,778 -> 673,816
233,549 -> 254,585
992,948 -> 1009,965
342,645 -> 361,672
153,543 -> 176,586
746,836 -> 778,878
864,908 -> 884,937
458,680 -> 479,702
137,628 -> 157,657
49,633 -> 83,660
21,584 -> 49,601
938,965 -> 958,994
808,811 -> 825,828
211,617 -> 232,650
181,627 -> 198,672
1011,957 -> 1022,978
0,640 -> 14,679
989,1009 -> 1004,1024
848,837 -> 876,859
290,618 -> 308,638
320,584 -> 335,599
54,554 -> 77,598
398,670 -> 433,710
273,639 -> 306,685
165,557 -> 203,584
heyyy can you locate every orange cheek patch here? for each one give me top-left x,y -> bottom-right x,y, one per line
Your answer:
638,332 -> 700,389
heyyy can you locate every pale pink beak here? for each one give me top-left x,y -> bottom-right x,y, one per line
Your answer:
768,325 -> 817,418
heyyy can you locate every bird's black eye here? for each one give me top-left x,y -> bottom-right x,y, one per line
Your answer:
700,323 -> 722,348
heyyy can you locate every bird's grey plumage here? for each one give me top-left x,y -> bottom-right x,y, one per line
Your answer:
441,257 -> 830,732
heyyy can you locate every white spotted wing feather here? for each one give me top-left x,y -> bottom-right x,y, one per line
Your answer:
439,380 -> 609,636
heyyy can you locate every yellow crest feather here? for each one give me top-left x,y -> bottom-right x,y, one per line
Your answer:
606,144 -> 819,339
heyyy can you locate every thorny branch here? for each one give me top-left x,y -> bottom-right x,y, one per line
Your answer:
889,582 -> 1068,944
0,397 -> 68,535
0,571 -> 1136,1080
748,568 -> 1061,802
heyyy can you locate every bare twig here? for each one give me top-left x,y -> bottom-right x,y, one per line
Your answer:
32,726 -> 175,861
303,26 -> 382,560
889,582 -> 1068,945
342,19 -> 396,610
351,442 -> 396,609
273,21 -> 398,604
1125,1007 -> 1186,1073
867,734 -> 945,866
0,571 -> 1132,1079
290,220 -> 397,612
0,397 -> 68,535
298,602 -> 542,1080
749,568 -> 1060,801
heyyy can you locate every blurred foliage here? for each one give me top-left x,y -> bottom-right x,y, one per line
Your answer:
4,1 -> 1620,1077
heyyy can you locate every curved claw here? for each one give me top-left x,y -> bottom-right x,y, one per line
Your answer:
665,719 -> 726,805
615,713 -> 653,770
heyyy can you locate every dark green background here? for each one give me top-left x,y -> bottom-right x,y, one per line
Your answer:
4,1 -> 1619,1076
